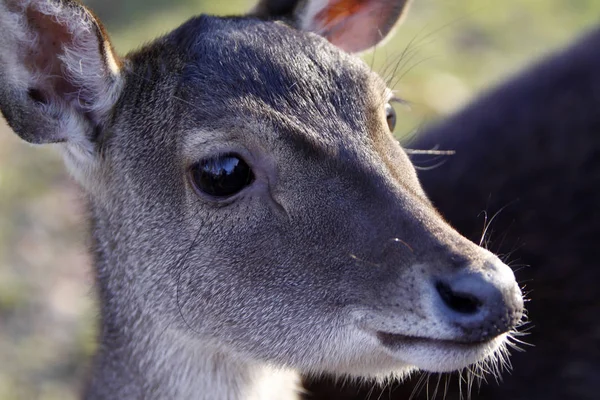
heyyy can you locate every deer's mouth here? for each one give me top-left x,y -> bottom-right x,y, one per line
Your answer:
377,331 -> 493,349
375,331 -> 507,372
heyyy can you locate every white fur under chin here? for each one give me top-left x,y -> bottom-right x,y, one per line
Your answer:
246,368 -> 301,400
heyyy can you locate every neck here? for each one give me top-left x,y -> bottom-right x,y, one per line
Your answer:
85,319 -> 300,399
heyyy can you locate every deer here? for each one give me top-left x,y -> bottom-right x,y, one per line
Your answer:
0,0 -> 524,399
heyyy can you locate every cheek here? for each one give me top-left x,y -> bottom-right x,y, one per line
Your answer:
178,242 -> 346,346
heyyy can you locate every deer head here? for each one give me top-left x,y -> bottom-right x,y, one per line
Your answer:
0,1 -> 523,398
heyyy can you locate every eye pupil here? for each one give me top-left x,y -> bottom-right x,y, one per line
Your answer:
385,103 -> 397,132
190,154 -> 254,198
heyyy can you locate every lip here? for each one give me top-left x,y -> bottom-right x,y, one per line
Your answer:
377,331 -> 494,351
374,330 -> 508,374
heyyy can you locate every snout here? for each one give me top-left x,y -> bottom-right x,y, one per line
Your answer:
433,258 -> 524,343
355,255 -> 524,373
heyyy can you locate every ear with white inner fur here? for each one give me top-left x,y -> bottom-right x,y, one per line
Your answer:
0,0 -> 122,151
252,0 -> 411,53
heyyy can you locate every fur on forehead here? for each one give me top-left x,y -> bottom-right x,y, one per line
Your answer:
149,16 -> 389,133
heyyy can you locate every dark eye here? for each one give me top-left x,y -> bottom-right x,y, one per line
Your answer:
190,154 -> 254,198
385,103 -> 397,132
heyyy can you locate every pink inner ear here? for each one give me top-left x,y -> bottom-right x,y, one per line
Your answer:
315,0 -> 368,26
25,6 -> 77,104
313,0 -> 402,53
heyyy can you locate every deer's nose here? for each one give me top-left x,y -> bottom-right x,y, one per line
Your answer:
434,259 -> 523,342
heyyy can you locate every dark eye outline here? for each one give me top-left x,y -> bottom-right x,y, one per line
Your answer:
188,153 -> 255,201
385,103 -> 397,132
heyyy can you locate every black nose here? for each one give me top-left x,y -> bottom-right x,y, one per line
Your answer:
436,281 -> 482,315
434,261 -> 523,342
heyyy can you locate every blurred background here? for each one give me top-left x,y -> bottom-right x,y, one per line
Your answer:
0,0 -> 599,399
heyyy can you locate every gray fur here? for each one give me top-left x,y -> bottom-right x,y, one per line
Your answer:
0,1 -> 523,399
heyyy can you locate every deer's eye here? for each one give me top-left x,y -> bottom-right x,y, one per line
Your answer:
385,103 -> 397,132
190,154 -> 254,198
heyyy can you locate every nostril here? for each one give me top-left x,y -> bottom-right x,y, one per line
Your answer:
436,281 -> 482,315
432,264 -> 523,342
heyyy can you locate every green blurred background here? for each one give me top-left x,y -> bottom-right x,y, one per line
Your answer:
0,0 -> 598,399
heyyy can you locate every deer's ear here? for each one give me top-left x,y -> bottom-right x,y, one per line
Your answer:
0,0 -> 122,149
253,0 -> 411,53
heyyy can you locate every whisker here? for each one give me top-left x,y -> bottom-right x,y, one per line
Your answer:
389,55 -> 438,90
478,200 -> 518,247
388,237 -> 415,253
409,372 -> 429,400
457,369 -> 465,400
404,149 -> 456,155
443,374 -> 450,400
381,12 -> 476,88
413,158 -> 450,171
430,373 -> 442,400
